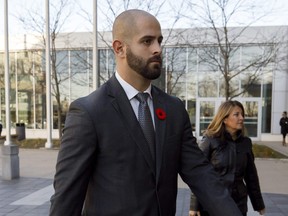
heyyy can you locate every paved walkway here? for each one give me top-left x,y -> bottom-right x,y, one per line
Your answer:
0,141 -> 288,216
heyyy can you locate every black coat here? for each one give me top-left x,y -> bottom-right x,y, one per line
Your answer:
190,132 -> 265,215
50,75 -> 242,216
280,117 -> 288,135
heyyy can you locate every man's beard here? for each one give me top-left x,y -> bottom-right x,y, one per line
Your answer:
126,47 -> 162,80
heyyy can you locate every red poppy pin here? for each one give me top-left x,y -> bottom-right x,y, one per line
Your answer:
156,108 -> 166,120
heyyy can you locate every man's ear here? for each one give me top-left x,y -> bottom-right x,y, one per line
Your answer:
112,40 -> 125,57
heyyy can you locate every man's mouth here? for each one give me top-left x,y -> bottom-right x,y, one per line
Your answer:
149,56 -> 162,64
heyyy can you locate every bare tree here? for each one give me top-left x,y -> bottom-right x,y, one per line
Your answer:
76,0 -> 186,89
182,0 -> 281,100
16,0 -> 74,138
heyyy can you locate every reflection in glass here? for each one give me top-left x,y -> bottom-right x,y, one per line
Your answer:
262,71 -> 272,133
198,47 -> 218,72
242,101 -> 258,137
219,73 -> 240,98
241,71 -> 261,97
187,100 -> 196,132
99,49 -> 115,85
164,47 -> 187,96
70,50 -> 90,100
198,72 -> 218,97
199,101 -> 215,136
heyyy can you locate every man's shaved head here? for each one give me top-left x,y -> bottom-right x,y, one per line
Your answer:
112,9 -> 159,43
111,9 -> 163,85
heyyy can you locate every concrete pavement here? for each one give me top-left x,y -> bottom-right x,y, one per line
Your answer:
0,142 -> 288,216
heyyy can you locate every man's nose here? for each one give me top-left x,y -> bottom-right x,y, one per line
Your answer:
153,42 -> 162,55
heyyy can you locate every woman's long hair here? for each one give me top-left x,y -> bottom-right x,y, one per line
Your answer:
204,100 -> 245,138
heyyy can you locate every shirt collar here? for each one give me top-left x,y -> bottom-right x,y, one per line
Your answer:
115,71 -> 152,100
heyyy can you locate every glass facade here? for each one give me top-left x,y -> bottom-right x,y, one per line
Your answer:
0,42 -> 274,139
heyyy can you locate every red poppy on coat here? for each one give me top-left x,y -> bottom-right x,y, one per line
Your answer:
156,108 -> 166,120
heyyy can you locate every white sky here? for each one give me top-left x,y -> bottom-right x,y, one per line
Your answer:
1,0 -> 288,36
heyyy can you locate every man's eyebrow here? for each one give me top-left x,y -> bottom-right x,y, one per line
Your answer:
140,35 -> 155,40
140,35 -> 163,40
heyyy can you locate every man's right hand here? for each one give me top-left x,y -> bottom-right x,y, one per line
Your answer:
189,210 -> 201,216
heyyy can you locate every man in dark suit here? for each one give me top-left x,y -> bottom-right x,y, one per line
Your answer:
49,9 -> 242,216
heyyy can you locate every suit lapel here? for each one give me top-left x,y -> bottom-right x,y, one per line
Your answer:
107,75 -> 156,175
152,87 -> 166,182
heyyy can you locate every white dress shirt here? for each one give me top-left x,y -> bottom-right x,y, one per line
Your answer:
115,72 -> 155,128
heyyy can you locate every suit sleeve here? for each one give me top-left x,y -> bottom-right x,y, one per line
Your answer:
189,137 -> 211,211
49,99 -> 98,216
178,105 -> 242,216
244,139 -> 265,211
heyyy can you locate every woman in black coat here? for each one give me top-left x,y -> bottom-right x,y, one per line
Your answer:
189,100 -> 265,216
279,111 -> 288,146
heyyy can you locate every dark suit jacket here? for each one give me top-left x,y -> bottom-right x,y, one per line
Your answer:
50,74 -> 242,216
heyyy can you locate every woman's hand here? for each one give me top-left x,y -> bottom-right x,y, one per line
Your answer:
189,210 -> 201,216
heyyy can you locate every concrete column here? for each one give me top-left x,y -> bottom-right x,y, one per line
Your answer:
1,144 -> 20,180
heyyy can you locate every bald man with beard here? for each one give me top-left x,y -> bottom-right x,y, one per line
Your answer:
49,9 -> 242,216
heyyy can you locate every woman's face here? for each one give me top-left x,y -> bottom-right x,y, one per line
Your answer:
224,106 -> 244,135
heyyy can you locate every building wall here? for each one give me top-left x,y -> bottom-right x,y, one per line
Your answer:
272,70 -> 288,134
0,26 -> 288,141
